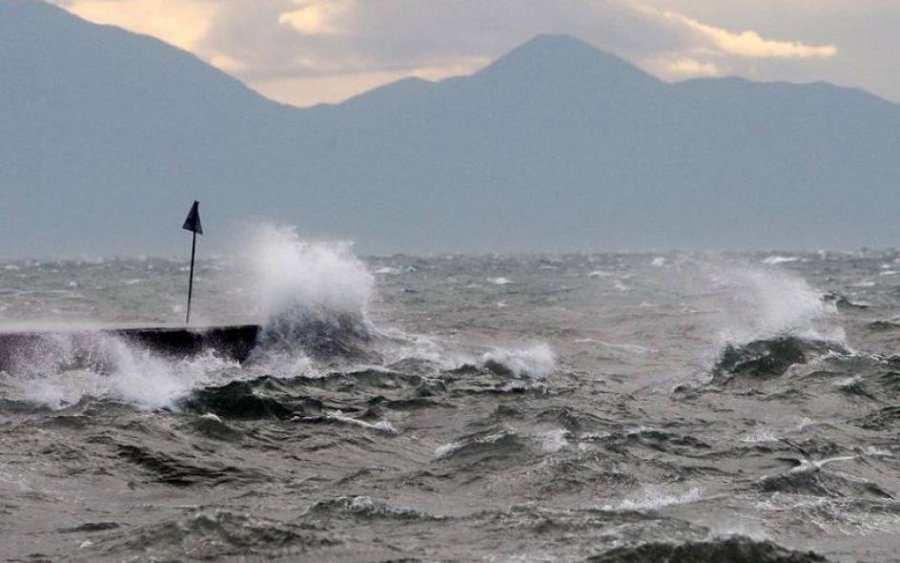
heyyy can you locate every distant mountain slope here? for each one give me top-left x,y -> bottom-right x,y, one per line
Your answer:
2,1 -> 900,257
0,0 -> 303,255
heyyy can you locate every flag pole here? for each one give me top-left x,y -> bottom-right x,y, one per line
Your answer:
182,200 -> 203,325
186,230 -> 197,324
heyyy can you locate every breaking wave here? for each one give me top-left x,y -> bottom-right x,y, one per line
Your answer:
704,263 -> 844,347
482,343 -> 556,380
683,260 -> 850,384
242,225 -> 378,363
0,332 -> 236,410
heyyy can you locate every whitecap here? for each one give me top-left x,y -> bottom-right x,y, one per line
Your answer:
604,486 -> 703,511
705,263 -> 845,346
740,428 -> 779,443
762,256 -> 800,265
374,267 -> 401,275
536,429 -> 569,452
326,411 -> 398,435
482,343 -> 556,379
613,280 -> 631,292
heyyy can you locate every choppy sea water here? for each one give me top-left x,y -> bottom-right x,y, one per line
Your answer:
2,230 -> 900,561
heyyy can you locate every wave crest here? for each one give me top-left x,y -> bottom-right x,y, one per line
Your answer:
242,226 -> 378,362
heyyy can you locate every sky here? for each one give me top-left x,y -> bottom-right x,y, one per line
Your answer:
48,0 -> 900,108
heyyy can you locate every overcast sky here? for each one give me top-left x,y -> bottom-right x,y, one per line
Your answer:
49,0 -> 900,108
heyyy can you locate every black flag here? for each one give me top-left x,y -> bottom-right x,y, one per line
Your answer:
182,201 -> 203,235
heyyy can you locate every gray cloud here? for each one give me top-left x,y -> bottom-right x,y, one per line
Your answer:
199,0 -> 686,80
49,0 -> 900,106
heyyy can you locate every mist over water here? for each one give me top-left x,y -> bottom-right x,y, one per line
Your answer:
1,247 -> 900,561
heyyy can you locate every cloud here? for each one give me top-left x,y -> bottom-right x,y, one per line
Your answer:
278,0 -> 352,36
255,57 -> 492,106
53,0 -> 218,52
646,55 -> 721,79
198,0 -> 681,82
48,0 -> 867,107
658,10 -> 838,59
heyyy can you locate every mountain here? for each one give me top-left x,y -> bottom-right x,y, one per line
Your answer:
0,0 -> 309,256
3,1 -> 900,257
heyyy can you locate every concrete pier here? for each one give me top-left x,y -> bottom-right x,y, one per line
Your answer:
0,325 -> 261,374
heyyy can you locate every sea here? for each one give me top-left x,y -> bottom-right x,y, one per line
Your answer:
2,226 -> 900,562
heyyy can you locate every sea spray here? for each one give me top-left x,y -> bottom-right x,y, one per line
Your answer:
0,333 -> 237,410
701,261 -> 844,346
241,225 -> 377,360
482,343 -> 557,379
652,257 -> 847,383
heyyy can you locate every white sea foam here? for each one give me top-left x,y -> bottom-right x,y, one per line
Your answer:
434,431 -> 509,458
603,486 -> 703,512
487,277 -> 513,286
796,417 -> 815,430
434,441 -> 463,458
762,256 -> 801,265
1,334 -> 237,410
374,267 -> 401,275
536,428 -> 570,452
482,343 -> 556,380
740,428 -> 779,443
788,455 -> 856,474
326,410 -> 398,434
834,375 -> 863,388
613,280 -> 631,292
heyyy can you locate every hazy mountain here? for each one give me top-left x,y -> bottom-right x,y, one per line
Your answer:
3,1 -> 900,257
0,0 -> 308,256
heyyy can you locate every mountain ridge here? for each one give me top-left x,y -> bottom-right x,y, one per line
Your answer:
2,1 -> 900,257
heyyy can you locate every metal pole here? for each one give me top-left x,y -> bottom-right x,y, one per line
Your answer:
186,231 -> 197,324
